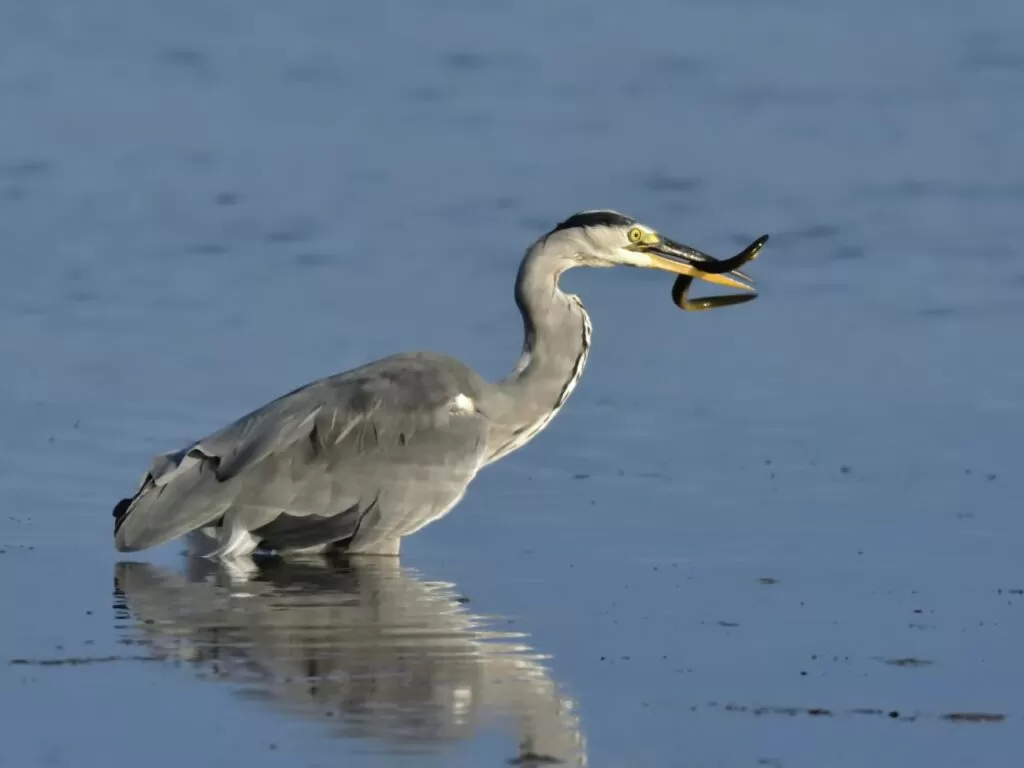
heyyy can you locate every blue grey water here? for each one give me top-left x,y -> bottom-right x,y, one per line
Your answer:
1,0 -> 1023,765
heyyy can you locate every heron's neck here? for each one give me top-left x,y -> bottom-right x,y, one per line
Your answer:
484,248 -> 592,463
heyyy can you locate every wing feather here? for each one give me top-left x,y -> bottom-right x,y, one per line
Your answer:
114,353 -> 492,553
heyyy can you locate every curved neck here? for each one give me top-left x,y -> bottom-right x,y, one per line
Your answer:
484,244 -> 592,463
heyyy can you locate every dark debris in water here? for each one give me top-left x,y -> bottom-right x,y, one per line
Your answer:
9,654 -> 159,667
508,750 -> 564,765
883,657 -> 935,667
943,712 -> 1006,723
758,577 -> 778,585
707,702 -> 1008,724
722,704 -> 833,717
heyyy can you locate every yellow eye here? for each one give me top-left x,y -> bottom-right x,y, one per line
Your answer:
627,227 -> 644,243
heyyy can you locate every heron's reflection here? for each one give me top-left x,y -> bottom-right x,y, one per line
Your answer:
113,553 -> 587,766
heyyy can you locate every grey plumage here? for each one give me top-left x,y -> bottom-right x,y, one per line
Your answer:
115,353 -> 492,556
113,210 -> 757,558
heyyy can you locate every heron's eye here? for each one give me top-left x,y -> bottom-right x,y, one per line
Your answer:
627,227 -> 644,244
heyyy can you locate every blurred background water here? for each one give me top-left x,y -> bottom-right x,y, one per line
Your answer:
1,1 -> 1022,766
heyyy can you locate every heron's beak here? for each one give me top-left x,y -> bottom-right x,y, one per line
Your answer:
632,235 -> 756,292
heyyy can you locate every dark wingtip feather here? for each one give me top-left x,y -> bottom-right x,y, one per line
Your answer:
112,497 -> 133,535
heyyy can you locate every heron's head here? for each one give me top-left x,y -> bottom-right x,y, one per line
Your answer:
541,209 -> 755,293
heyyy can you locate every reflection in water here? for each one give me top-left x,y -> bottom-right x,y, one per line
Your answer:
113,555 -> 587,766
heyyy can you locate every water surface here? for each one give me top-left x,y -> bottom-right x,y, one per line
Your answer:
2,1 -> 1023,766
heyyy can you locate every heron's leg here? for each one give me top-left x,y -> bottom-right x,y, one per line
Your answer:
346,537 -> 401,557
204,524 -> 260,560
343,497 -> 404,556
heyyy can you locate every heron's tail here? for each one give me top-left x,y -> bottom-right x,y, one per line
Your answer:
113,448 -> 227,552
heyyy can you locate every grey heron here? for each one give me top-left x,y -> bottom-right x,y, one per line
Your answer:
113,210 -> 762,559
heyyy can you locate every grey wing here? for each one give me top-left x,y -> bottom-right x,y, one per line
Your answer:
113,354 -> 491,553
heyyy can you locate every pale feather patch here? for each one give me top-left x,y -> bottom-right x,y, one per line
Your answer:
448,393 -> 476,415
